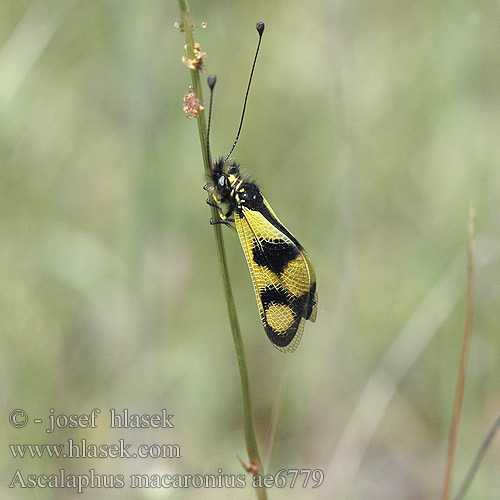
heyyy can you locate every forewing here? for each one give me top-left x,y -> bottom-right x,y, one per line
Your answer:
261,196 -> 318,321
235,203 -> 316,352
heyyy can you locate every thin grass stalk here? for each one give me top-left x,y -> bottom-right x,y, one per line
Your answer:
177,2 -> 266,498
442,205 -> 475,500
453,411 -> 500,500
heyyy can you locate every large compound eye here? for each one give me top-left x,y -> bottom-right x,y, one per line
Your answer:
218,175 -> 227,190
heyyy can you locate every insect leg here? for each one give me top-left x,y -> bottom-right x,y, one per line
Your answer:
206,197 -> 226,212
210,217 -> 237,232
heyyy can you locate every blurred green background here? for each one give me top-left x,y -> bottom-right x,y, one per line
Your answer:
1,1 -> 500,499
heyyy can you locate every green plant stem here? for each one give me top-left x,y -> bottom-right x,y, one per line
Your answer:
178,0 -> 209,176
177,2 -> 266,498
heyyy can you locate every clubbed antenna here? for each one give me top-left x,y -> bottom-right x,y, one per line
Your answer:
224,21 -> 265,161
206,74 -> 217,165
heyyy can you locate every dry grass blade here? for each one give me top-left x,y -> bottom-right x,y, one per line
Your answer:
442,205 -> 475,500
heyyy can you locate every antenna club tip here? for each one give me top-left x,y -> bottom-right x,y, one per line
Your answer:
207,74 -> 217,89
256,21 -> 265,35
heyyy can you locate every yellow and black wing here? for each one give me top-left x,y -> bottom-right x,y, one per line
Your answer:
235,197 -> 317,353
